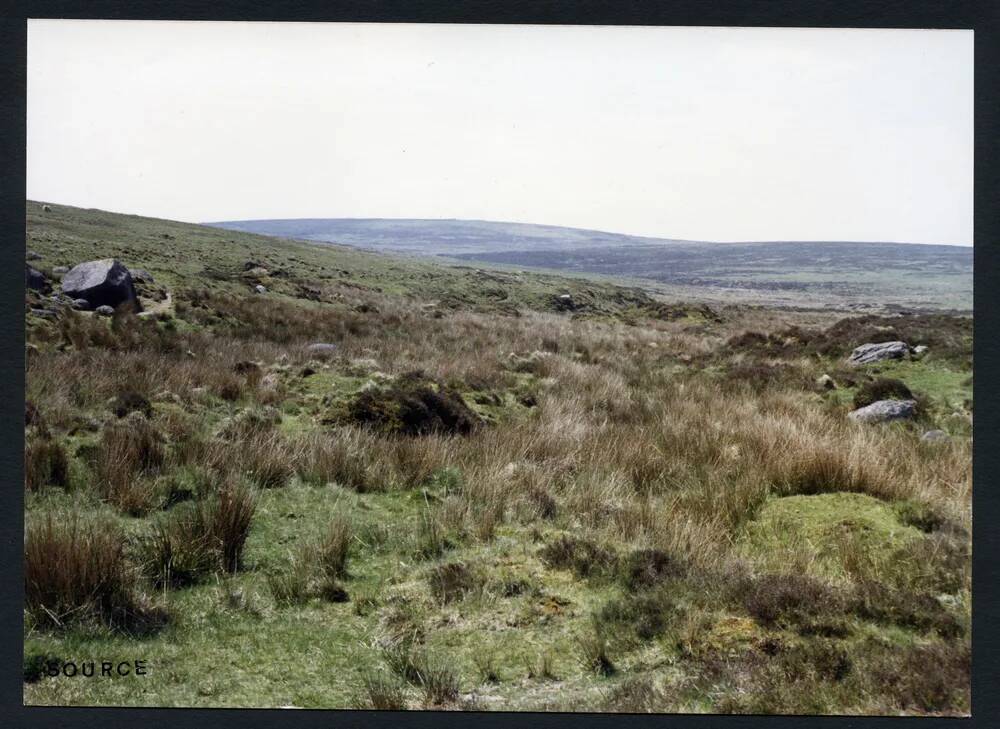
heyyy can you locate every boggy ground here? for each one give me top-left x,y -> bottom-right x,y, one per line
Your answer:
23,203 -> 971,714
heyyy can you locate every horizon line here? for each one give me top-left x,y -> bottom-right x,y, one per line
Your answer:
25,200 -> 972,248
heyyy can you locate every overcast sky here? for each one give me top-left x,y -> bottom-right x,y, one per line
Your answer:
27,21 -> 973,245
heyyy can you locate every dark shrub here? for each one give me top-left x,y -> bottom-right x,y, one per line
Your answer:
621,549 -> 684,591
742,574 -> 839,627
428,562 -> 480,603
783,640 -> 853,682
344,373 -> 480,436
23,653 -> 60,683
871,641 -> 970,713
851,580 -> 964,638
853,378 -> 913,409
25,436 -> 69,491
600,676 -> 664,713
726,331 -> 770,351
527,487 -> 557,519
539,535 -> 618,580
111,390 -> 152,418
725,361 -> 807,392
319,580 -> 349,603
598,591 -> 675,641
25,399 -> 42,427
232,360 -> 261,376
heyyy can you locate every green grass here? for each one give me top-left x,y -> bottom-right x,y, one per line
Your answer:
740,493 -> 924,583
23,201 -> 971,714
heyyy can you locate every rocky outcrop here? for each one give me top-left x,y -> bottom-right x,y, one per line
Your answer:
848,399 -> 917,424
847,341 -> 910,365
60,259 -> 139,311
847,341 -> 909,366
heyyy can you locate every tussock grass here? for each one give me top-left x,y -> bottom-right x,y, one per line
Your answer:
24,204 -> 971,714
26,513 -> 166,634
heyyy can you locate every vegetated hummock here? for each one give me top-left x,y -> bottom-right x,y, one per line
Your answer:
207,218 -> 973,312
25,201 -> 971,714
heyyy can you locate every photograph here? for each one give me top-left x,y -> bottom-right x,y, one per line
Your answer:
23,20 -> 972,715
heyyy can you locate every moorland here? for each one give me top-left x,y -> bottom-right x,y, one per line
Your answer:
24,201 -> 971,714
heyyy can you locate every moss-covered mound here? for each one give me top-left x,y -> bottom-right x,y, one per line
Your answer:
741,492 -> 924,582
341,372 -> 482,436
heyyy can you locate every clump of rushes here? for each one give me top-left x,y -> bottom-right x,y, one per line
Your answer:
316,515 -> 353,580
355,671 -> 408,710
24,436 -> 69,492
144,479 -> 257,586
267,554 -> 313,607
25,512 -> 166,634
576,620 -> 616,676
94,413 -> 164,515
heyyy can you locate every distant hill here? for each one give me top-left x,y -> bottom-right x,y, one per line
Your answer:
205,218 -> 695,256
206,218 -> 973,311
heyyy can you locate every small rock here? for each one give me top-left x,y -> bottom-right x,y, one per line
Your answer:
153,390 -> 182,405
52,266 -> 69,275
848,341 -> 909,366
921,429 -> 948,442
94,305 -> 115,316
26,250 -> 42,261
29,308 -> 57,319
305,342 -> 338,358
848,399 -> 917,424
26,265 -> 49,292
72,298 -> 91,310
41,204 -> 52,212
816,374 -> 836,390
254,284 -> 267,294
130,268 -> 155,284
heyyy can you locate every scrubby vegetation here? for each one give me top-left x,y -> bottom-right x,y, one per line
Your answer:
24,203 -> 971,714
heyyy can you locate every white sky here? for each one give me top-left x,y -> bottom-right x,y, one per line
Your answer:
27,21 -> 973,245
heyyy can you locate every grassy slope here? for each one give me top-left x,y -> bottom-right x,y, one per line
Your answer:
23,201 -> 972,713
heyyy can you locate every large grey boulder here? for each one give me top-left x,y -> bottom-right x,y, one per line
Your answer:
26,265 -> 49,292
60,259 -> 140,311
848,399 -> 917,424
848,341 -> 909,366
